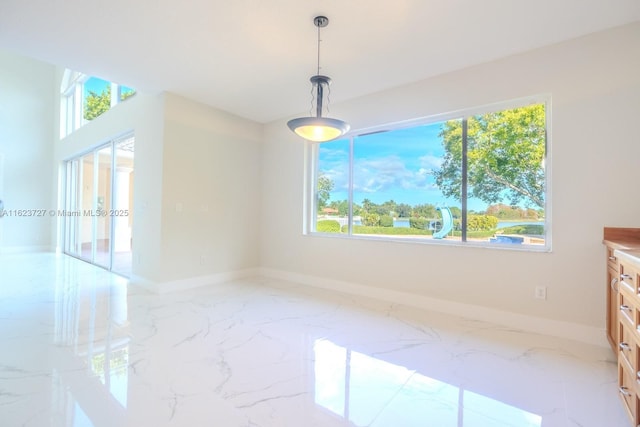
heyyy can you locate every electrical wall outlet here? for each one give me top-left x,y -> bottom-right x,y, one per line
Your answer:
535,286 -> 547,300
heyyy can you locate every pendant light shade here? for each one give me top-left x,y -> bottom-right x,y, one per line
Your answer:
287,16 -> 350,143
288,116 -> 350,142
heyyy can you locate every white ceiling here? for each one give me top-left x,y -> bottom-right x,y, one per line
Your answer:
1,0 -> 639,123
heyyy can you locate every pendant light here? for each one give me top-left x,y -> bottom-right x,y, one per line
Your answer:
287,16 -> 350,143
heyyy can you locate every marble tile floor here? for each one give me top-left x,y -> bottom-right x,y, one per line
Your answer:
0,252 -> 628,426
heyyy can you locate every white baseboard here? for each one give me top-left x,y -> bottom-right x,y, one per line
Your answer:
258,267 -> 606,348
0,245 -> 53,254
127,265 -> 606,347
130,268 -> 259,294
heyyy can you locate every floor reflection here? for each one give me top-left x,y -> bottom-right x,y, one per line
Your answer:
314,339 -> 542,427
52,263 -> 130,426
1,254 -> 621,426
89,340 -> 129,407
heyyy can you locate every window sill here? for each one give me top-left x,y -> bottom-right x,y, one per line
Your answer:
306,231 -> 551,253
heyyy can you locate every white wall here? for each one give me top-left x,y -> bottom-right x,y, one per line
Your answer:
0,51 -> 56,252
155,94 -> 262,284
260,23 -> 640,330
54,90 -> 263,287
55,89 -> 166,279
2,23 -> 637,335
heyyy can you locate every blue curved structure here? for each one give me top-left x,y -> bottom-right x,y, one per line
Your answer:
432,207 -> 453,239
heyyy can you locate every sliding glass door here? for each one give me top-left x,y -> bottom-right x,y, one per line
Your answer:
63,134 -> 134,276
112,138 -> 134,275
95,145 -> 112,269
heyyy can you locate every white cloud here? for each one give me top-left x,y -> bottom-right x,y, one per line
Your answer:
352,155 -> 439,194
418,154 -> 443,171
319,149 -> 446,200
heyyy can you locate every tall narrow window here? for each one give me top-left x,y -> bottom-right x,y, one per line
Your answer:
311,99 -> 548,249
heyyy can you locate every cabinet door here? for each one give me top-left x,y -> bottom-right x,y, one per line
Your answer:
618,360 -> 638,425
608,265 -> 620,353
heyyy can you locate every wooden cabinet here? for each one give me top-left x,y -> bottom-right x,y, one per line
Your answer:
618,360 -> 639,423
604,228 -> 640,354
615,251 -> 640,426
603,228 -> 640,426
607,246 -> 620,353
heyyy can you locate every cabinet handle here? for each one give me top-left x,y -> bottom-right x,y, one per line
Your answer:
611,277 -> 619,292
621,304 -> 632,312
620,342 -> 631,351
621,274 -> 633,281
620,386 -> 632,397
610,256 -> 617,261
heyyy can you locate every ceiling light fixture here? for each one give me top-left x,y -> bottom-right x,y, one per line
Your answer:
287,16 -> 350,143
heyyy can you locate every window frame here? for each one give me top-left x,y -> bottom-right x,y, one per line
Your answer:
59,70 -> 137,139
304,95 -> 552,252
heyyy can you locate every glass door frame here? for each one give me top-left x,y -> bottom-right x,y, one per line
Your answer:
62,133 -> 134,276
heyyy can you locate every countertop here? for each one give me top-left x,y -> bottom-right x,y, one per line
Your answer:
604,227 -> 640,266
615,249 -> 640,266
603,227 -> 640,251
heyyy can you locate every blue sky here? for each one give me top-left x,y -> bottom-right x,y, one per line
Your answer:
84,76 -> 110,96
318,120 -> 491,212
84,76 -> 135,97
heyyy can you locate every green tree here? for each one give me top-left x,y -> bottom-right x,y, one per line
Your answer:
448,206 -> 462,219
121,88 -> 136,101
329,200 -> 349,216
380,214 -> 394,227
485,203 -> 542,220
411,203 -> 437,219
361,198 -> 375,213
396,203 -> 412,218
352,202 -> 362,216
362,212 -> 380,226
525,208 -> 539,220
84,87 -> 111,120
317,174 -> 334,210
84,86 -> 136,121
378,200 -> 397,217
409,217 -> 427,229
467,214 -> 499,231
434,104 -> 546,208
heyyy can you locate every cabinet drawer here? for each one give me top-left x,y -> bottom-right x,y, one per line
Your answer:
608,246 -> 620,271
620,290 -> 637,329
619,321 -> 637,370
619,361 -> 638,424
620,260 -> 640,295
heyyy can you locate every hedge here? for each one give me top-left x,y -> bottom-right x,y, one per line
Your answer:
349,225 -> 432,235
409,217 -> 427,229
380,214 -> 394,227
317,220 -> 341,233
467,214 -> 499,231
500,224 -> 544,235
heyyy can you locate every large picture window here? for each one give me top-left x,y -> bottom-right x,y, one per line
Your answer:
310,99 -> 549,249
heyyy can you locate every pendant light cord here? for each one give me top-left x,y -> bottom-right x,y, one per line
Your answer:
287,16 -> 350,142
316,23 -> 321,76
312,20 -> 322,117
